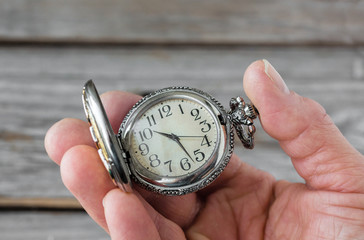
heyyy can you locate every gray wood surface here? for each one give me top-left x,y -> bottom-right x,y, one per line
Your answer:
1,46 -> 363,199
0,0 -> 364,45
1,1 -> 364,239
0,212 -> 108,240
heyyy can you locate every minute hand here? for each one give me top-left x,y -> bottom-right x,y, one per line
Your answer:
170,133 -> 195,163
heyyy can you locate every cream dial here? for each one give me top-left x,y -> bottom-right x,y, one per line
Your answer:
130,98 -> 218,177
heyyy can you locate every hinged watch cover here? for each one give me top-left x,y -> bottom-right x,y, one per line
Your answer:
82,80 -> 133,192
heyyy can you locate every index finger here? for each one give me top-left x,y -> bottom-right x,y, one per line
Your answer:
44,90 -> 141,165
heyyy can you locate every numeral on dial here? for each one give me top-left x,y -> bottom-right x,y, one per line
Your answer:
147,115 -> 157,127
180,158 -> 191,171
138,143 -> 149,156
201,135 -> 212,147
193,149 -> 205,162
178,104 -> 184,114
164,160 -> 172,173
158,104 -> 172,119
199,120 -> 211,133
149,154 -> 161,168
138,128 -> 153,142
191,108 -> 201,121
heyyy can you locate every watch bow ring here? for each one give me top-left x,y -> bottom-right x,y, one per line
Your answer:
82,80 -> 258,196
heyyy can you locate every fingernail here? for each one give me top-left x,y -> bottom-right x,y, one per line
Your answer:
263,59 -> 290,94
102,197 -> 106,208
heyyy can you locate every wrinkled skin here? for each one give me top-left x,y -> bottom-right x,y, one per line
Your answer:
45,60 -> 364,239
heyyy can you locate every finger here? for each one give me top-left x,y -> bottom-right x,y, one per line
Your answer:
60,145 -> 115,232
44,118 -> 94,165
103,189 -> 185,240
100,90 -> 142,133
136,187 -> 200,228
44,90 -> 141,166
243,59 -> 364,193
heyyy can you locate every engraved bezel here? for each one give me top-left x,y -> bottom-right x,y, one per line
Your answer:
118,87 -> 234,195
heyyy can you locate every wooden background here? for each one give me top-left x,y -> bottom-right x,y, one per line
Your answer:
0,0 -> 363,239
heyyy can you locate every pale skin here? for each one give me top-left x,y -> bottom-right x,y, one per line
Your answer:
45,60 -> 364,239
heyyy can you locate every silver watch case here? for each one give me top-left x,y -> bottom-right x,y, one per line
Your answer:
82,80 -> 257,196
118,86 -> 234,195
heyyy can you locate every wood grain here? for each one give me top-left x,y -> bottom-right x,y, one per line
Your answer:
0,46 -> 363,199
0,212 -> 108,240
0,0 -> 364,45
0,197 -> 81,209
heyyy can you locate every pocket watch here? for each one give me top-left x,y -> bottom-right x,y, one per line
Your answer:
82,80 -> 258,196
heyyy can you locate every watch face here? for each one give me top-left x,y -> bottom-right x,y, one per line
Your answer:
119,87 -> 233,195
131,98 -> 218,177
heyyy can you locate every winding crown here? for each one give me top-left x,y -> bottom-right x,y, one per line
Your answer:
228,96 -> 258,149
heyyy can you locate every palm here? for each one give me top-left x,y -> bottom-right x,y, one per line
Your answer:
183,158 -> 275,239
134,154 -> 364,240
183,169 -> 364,239
267,185 -> 364,239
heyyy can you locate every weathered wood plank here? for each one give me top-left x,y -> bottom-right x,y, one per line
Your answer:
0,197 -> 81,209
0,211 -> 108,240
0,0 -> 364,45
0,46 -> 363,199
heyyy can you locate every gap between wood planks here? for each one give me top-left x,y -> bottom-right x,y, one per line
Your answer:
1,38 -> 364,48
0,197 -> 83,211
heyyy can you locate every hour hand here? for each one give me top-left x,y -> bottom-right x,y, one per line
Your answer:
153,130 -> 174,140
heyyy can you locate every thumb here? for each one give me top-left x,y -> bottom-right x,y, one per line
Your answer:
243,59 -> 364,193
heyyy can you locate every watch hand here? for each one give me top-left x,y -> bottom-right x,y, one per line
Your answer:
153,130 -> 174,140
177,135 -> 204,138
154,131 -> 203,139
170,133 -> 195,163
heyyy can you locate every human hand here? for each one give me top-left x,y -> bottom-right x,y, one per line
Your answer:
45,60 -> 364,239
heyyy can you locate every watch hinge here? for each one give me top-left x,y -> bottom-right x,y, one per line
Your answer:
116,137 -> 130,162
124,151 -> 131,161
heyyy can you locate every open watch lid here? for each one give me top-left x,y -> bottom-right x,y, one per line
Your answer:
82,80 -> 132,192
